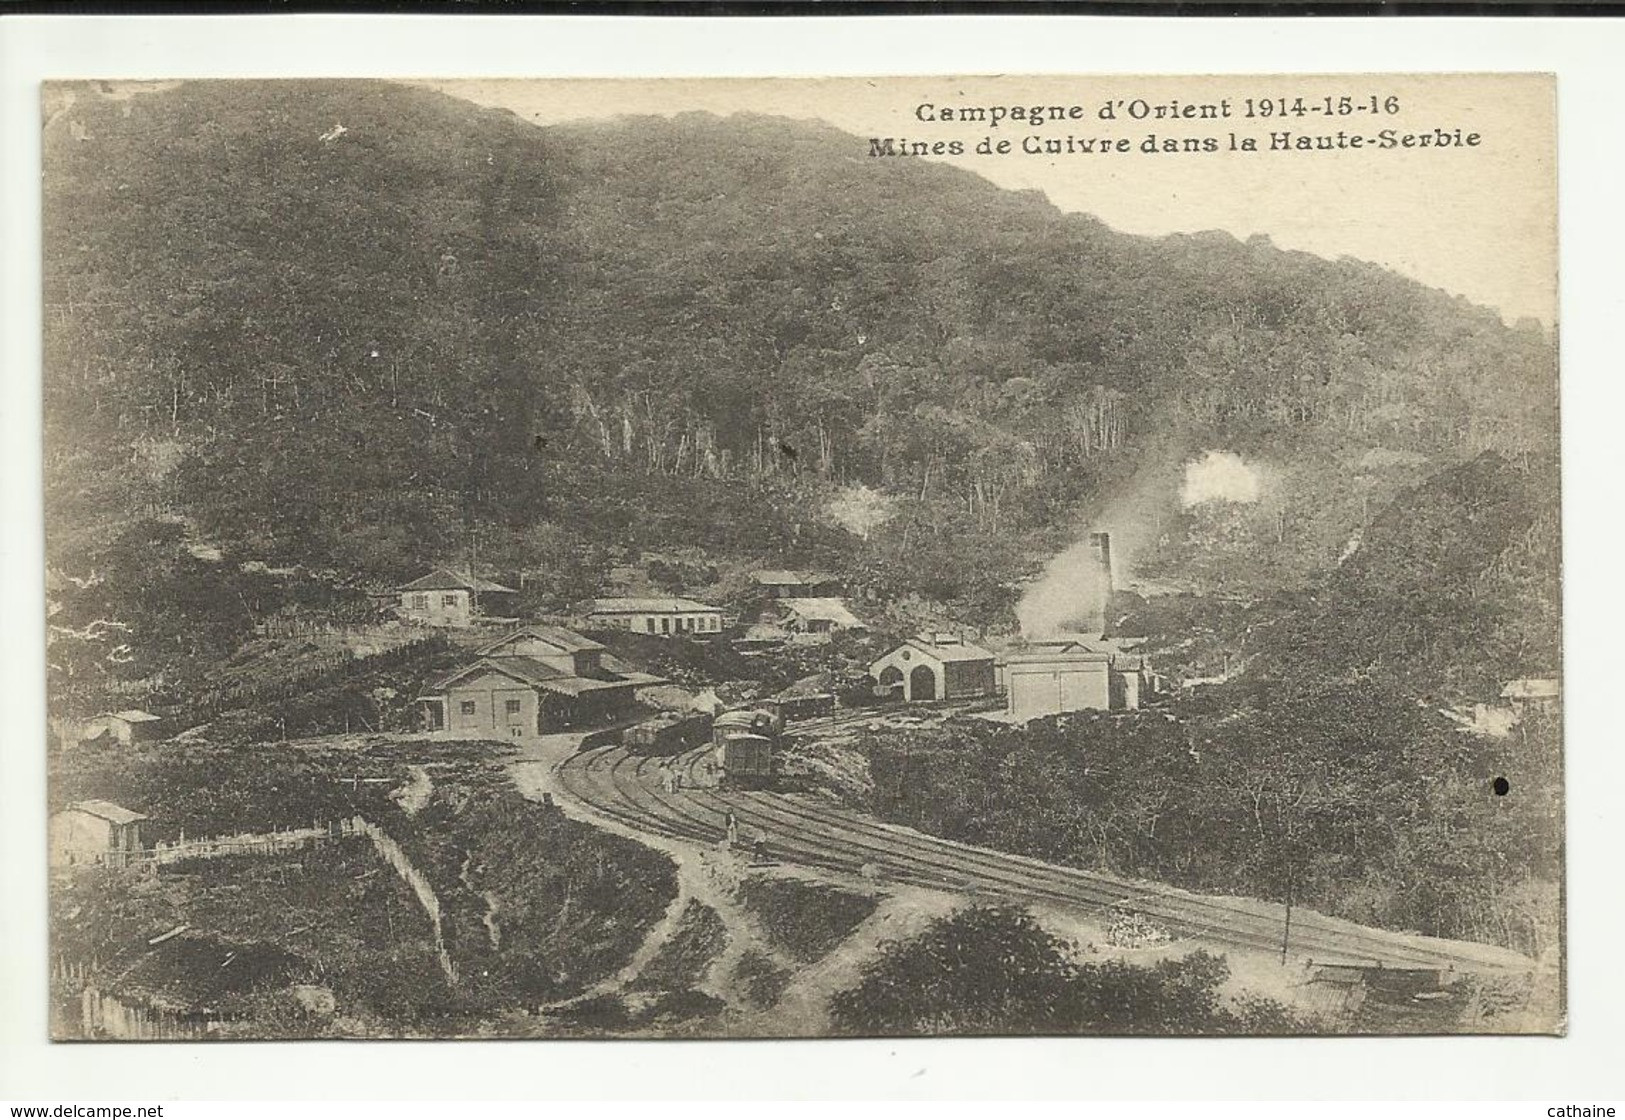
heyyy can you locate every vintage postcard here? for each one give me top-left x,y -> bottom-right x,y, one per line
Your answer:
42,73 -> 1560,1040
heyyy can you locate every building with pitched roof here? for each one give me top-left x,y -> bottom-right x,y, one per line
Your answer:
394,567 -> 517,628
773,596 -> 867,637
416,626 -> 666,737
49,799 -> 147,867
751,570 -> 841,599
81,709 -> 163,746
870,634 -> 997,703
586,597 -> 723,637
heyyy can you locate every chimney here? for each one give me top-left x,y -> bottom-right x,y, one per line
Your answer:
1086,532 -> 1114,634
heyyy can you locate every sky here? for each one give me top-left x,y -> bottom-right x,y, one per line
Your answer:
431,74 -> 1557,328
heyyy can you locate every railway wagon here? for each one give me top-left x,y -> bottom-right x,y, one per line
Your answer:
624,710 -> 714,756
764,692 -> 836,722
712,708 -> 779,788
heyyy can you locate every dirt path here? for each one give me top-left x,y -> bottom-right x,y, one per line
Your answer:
736,882 -> 958,1036
393,764 -> 433,816
507,736 -> 822,1020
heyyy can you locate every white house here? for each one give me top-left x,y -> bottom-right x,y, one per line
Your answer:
50,800 -> 147,868
586,597 -> 724,636
394,568 -> 517,628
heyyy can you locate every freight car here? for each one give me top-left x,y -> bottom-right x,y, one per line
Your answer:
712,707 -> 779,789
623,710 -> 714,756
763,691 -> 836,723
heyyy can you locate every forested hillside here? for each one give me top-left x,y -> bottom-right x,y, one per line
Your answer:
43,79 -> 1559,709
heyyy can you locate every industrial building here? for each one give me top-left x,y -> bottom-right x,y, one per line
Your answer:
870,634 -> 997,703
1000,635 -> 1153,720
416,626 -> 666,738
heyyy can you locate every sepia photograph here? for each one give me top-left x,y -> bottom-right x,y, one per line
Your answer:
40,72 -> 1561,1042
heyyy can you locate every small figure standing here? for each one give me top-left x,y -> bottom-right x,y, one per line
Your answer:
725,812 -> 739,847
751,830 -> 768,865
661,760 -> 677,795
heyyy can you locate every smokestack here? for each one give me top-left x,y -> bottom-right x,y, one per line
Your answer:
1087,532 -> 1114,634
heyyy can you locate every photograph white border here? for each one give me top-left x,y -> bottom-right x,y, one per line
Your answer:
2,12 -> 1621,1103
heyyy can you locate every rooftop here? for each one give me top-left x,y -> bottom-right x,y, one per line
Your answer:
107,709 -> 162,723
896,636 -> 995,664
477,625 -> 605,656
63,799 -> 148,825
752,569 -> 836,586
396,567 -> 516,594
780,597 -> 864,626
590,597 -> 720,614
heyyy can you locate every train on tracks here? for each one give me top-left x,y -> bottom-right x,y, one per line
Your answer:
621,710 -> 715,756
711,706 -> 782,789
759,691 -> 836,722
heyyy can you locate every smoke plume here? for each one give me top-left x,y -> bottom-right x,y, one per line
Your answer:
1180,450 -> 1261,507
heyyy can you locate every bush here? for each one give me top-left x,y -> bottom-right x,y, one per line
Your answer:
736,875 -> 878,963
828,904 -> 1315,1037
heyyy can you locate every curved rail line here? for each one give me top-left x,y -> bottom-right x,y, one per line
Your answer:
555,742 -> 1529,974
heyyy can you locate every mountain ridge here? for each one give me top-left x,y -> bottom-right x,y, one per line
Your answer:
42,78 -> 1560,704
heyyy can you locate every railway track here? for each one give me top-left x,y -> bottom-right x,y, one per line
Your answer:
554,742 -> 1531,976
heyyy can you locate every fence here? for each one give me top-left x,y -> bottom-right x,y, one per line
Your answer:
56,815 -> 460,1038
105,817 -> 456,984
89,819 -> 358,870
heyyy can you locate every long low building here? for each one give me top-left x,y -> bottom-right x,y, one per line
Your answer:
586,597 -> 724,636
416,626 -> 665,738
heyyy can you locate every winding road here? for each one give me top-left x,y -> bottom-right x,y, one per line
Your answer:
552,729 -> 1533,976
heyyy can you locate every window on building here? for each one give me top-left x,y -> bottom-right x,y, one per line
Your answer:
646,618 -> 656,633
661,617 -> 670,633
460,700 -> 477,716
505,699 -> 522,715
412,594 -> 429,610
442,594 -> 458,607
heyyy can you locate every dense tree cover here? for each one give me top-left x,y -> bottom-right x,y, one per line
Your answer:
828,904 -> 1308,1035
44,81 -> 1556,653
1248,451 -> 1561,698
866,687 -> 1559,957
